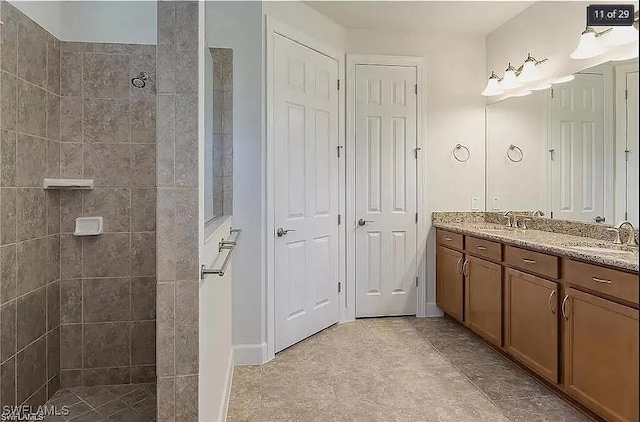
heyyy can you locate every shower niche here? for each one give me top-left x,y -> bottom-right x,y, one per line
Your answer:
0,0 -> 158,416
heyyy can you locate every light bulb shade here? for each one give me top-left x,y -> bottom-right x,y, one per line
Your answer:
531,81 -> 552,91
552,75 -> 575,84
481,76 -> 503,96
604,26 -> 639,46
518,59 -> 541,83
570,28 -> 605,59
512,90 -> 532,97
500,64 -> 521,90
612,45 -> 639,61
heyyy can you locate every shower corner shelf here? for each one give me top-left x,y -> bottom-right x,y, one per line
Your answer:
43,178 -> 94,190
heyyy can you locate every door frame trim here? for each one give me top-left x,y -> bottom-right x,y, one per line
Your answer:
265,16 -> 346,360
345,54 -> 427,321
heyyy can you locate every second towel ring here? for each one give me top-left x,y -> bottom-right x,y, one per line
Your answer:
453,144 -> 470,162
507,144 -> 523,163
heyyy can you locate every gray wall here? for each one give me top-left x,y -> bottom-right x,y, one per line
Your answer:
57,41 -> 157,388
156,1 -> 200,420
0,1 -> 62,407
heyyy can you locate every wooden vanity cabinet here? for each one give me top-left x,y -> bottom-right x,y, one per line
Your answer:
436,245 -> 464,321
563,287 -> 639,422
504,268 -> 559,384
465,256 -> 502,347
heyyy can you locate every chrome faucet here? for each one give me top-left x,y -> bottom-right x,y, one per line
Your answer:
503,211 -> 516,228
615,221 -> 639,246
532,210 -> 545,217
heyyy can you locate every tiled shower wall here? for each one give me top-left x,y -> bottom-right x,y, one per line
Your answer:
57,41 -> 157,388
0,1 -> 62,407
156,1 -> 200,420
212,48 -> 233,217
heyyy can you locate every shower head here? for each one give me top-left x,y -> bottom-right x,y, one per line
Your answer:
131,71 -> 148,88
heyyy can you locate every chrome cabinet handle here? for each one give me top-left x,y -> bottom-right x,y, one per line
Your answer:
456,257 -> 463,275
444,237 -> 453,241
592,277 -> 612,284
357,218 -> 374,227
462,259 -> 469,276
522,258 -> 536,264
276,228 -> 295,237
476,246 -> 487,250
548,290 -> 556,314
561,295 -> 569,320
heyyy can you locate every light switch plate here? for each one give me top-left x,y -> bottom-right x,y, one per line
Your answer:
471,196 -> 480,210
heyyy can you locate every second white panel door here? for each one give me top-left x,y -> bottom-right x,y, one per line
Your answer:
355,64 -> 418,317
273,34 -> 340,352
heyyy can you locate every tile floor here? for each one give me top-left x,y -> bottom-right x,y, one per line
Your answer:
42,383 -> 156,421
227,317 -> 592,422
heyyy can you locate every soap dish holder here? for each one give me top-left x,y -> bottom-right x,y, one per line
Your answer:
74,217 -> 103,236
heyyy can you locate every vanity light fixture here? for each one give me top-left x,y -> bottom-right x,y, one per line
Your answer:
512,90 -> 532,97
517,53 -> 547,83
603,25 -> 639,46
500,63 -> 521,90
531,81 -> 552,91
551,75 -> 575,84
481,71 -> 504,96
570,26 -> 607,59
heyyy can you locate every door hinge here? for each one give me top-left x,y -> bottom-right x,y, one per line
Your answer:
625,89 -> 628,100
337,79 -> 340,91
337,145 -> 344,157
625,211 -> 629,220
338,282 -> 341,293
415,277 -> 419,287
625,149 -> 631,161
414,84 -> 418,95
550,211 -> 554,218
550,88 -> 554,99
415,212 -> 418,223
338,214 -> 341,225
415,147 -> 421,159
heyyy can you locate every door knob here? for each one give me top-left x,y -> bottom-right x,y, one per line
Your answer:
276,228 -> 295,237
357,218 -> 373,227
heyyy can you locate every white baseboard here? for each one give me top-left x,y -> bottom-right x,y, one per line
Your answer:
426,302 -> 444,317
233,343 -> 268,365
218,351 -> 234,422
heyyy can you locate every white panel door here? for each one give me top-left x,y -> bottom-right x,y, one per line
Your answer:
355,64 -> 417,317
273,34 -> 339,352
550,73 -> 605,223
625,71 -> 639,226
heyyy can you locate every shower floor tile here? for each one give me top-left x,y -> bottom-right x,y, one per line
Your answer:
44,383 -> 156,421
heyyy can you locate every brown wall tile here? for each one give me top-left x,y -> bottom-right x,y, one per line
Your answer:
83,54 -> 130,98
60,52 -> 82,97
47,280 -> 60,330
83,322 -> 130,368
60,235 -> 82,279
83,98 -> 130,143
17,80 -> 47,137
46,93 -> 61,141
0,245 -> 17,304
0,188 -> 17,245
83,367 -> 130,387
16,337 -> 46,404
175,375 -> 198,421
175,282 -> 198,375
16,134 -> 47,187
16,288 -> 46,349
60,370 -> 82,388
47,327 -> 61,379
16,188 -> 46,241
47,43 -> 61,94
131,365 -> 155,384
131,232 -> 156,276
1,130 -> 17,187
1,72 -> 18,132
131,321 -> 156,365
59,143 -> 83,179
131,277 -> 155,320
131,99 -> 156,143
1,301 -> 17,361
156,94 -> 175,187
83,233 -> 130,278
83,278 -> 131,323
60,324 -> 83,370
17,20 -> 47,88
60,279 -> 82,324
16,237 -> 47,295
131,188 -> 156,232
156,283 -> 175,377
131,144 -> 157,187
157,377 -> 175,421
1,357 -> 16,407
1,12 -> 18,75
83,189 -> 131,233
83,144 -> 131,187
175,95 -> 198,187
60,97 -> 82,142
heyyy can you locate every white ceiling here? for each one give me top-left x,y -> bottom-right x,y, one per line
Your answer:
304,1 -> 535,35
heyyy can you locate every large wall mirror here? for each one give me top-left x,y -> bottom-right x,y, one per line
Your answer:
486,58 -> 638,226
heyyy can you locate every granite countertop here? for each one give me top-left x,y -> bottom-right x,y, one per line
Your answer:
434,221 -> 639,273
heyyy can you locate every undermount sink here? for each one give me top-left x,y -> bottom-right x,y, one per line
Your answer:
566,245 -> 638,255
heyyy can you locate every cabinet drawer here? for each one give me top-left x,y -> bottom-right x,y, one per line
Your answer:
564,259 -> 639,305
465,236 -> 502,262
437,230 -> 463,250
505,246 -> 559,279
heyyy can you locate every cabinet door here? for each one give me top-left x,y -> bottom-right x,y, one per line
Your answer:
436,245 -> 464,321
465,256 -> 502,346
563,288 -> 639,422
505,269 -> 559,383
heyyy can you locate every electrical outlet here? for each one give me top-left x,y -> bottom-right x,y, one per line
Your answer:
492,197 -> 500,210
471,196 -> 480,210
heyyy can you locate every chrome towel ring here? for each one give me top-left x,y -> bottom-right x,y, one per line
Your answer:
453,144 -> 470,162
507,144 -> 523,163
